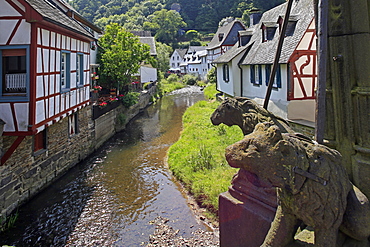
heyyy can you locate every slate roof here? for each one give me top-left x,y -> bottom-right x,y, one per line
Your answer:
207,19 -> 246,50
139,37 -> 157,56
241,0 -> 315,65
212,44 -> 251,64
175,49 -> 187,59
25,0 -> 94,39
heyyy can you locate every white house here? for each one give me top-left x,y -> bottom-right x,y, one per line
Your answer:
169,49 -> 187,72
131,35 -> 158,84
206,19 -> 247,70
214,0 -> 316,124
179,46 -> 207,76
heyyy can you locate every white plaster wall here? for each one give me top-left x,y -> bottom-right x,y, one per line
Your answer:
49,96 -> 55,118
42,29 -> 50,46
287,99 -> 316,122
35,100 -> 45,124
14,103 -> 29,131
0,0 -> 22,16
43,49 -> 49,73
10,20 -> 30,45
0,104 -> 15,131
0,20 -> 16,44
242,64 -> 288,102
216,63 -> 234,96
36,76 -> 44,98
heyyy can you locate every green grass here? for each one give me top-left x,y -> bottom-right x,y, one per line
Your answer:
203,83 -> 220,100
167,100 -> 243,220
155,75 -> 185,98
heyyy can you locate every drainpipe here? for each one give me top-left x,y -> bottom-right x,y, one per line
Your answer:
315,0 -> 328,144
238,46 -> 252,97
263,0 -> 294,109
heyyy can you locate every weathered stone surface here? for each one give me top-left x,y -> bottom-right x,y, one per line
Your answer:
226,122 -> 370,246
211,97 -> 294,135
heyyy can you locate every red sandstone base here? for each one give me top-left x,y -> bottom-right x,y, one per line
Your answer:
219,169 -> 278,247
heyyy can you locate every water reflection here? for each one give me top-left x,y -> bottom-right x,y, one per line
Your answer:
0,86 -> 206,246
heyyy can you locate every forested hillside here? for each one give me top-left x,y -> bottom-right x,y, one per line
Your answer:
69,0 -> 284,32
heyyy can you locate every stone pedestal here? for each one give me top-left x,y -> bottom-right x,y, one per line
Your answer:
219,169 -> 277,247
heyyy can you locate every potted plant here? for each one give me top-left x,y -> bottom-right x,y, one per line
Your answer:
92,85 -> 102,93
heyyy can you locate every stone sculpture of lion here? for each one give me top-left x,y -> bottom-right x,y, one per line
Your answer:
211,97 -> 294,135
225,122 -> 370,247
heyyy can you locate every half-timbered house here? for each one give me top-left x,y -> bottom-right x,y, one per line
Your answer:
0,0 -> 100,217
214,0 -> 316,127
206,19 -> 246,70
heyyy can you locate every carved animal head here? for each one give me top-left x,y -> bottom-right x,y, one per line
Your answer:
225,122 -> 346,195
210,98 -> 244,127
211,97 -> 272,135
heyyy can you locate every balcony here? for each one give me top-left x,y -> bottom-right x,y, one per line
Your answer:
3,73 -> 27,96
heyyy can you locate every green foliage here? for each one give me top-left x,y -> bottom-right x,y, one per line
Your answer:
203,83 -> 220,100
121,92 -> 140,108
117,113 -> 127,125
185,30 -> 200,40
167,100 -> 243,216
155,76 -> 184,97
188,144 -> 215,172
71,0 -> 285,37
155,42 -> 173,72
0,210 -> 18,233
207,67 -> 216,84
98,23 -> 155,90
181,73 -> 198,85
143,9 -> 187,44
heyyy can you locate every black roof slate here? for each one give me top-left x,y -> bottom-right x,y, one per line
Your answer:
241,0 -> 314,65
25,0 -> 94,39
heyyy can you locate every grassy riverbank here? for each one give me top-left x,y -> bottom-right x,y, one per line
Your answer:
167,90 -> 243,221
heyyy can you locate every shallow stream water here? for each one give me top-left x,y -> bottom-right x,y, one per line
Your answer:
0,86 -> 208,246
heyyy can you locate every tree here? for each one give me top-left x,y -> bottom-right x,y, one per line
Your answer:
98,23 -> 155,90
155,42 -> 172,72
143,9 -> 187,44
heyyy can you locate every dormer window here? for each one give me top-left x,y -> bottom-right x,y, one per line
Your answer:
277,15 -> 298,36
261,23 -> 277,42
219,33 -> 224,41
285,21 -> 297,36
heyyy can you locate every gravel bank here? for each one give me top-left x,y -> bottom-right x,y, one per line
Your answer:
146,217 -> 219,246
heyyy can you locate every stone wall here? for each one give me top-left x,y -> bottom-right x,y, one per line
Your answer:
0,106 -> 94,219
0,86 -> 156,219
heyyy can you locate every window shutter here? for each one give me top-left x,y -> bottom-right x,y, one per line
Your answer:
250,65 -> 255,84
258,65 -> 262,85
265,65 -> 271,86
276,65 -> 282,88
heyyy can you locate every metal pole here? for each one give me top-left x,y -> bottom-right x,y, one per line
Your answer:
263,0 -> 294,109
315,0 -> 328,144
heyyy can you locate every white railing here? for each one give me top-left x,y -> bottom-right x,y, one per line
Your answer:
5,73 -> 26,92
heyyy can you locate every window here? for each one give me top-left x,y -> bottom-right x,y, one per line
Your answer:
1,47 -> 29,101
250,65 -> 262,85
69,112 -> 79,137
265,64 -> 282,88
261,24 -> 277,42
34,129 -> 47,153
223,64 -> 229,82
285,21 -> 297,36
60,51 -> 70,92
76,53 -> 84,86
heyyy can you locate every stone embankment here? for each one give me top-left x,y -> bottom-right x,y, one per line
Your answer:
0,87 -> 156,219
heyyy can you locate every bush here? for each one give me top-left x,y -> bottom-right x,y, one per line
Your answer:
182,74 -> 198,85
121,92 -> 140,108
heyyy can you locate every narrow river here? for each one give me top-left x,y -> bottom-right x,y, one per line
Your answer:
0,86 -> 209,246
